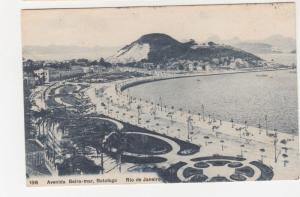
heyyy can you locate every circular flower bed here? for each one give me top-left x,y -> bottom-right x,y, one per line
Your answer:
194,162 -> 210,168
228,162 -> 243,168
230,173 -> 247,181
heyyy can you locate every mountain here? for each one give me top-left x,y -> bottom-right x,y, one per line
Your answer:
263,35 -> 296,52
232,42 -> 274,54
108,33 -> 192,64
108,33 -> 262,65
23,45 -> 119,61
218,35 -> 296,54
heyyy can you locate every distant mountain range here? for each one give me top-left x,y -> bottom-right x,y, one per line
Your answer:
107,33 -> 261,65
23,45 -> 119,61
23,34 -> 296,63
206,34 -> 296,54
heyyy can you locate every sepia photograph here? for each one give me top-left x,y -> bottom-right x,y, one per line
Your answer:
21,3 -> 298,186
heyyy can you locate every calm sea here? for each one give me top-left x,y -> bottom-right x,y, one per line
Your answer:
129,55 -> 298,133
257,53 -> 297,66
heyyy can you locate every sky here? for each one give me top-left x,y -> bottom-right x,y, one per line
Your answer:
22,3 -> 296,47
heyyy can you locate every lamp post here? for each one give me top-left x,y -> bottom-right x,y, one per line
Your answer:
159,96 -> 163,111
265,115 -> 268,136
100,139 -> 104,174
201,104 -> 205,121
187,116 -> 192,140
274,129 -> 279,163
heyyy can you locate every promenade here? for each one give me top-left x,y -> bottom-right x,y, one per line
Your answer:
85,70 -> 299,180
28,68 -> 299,181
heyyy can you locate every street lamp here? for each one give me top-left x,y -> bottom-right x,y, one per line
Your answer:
187,116 -> 193,140
265,115 -> 268,136
274,129 -> 279,163
201,104 -> 205,121
159,96 -> 163,111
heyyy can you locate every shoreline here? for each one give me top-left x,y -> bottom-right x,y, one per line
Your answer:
85,72 -> 300,180
116,68 -> 297,135
86,70 -> 299,142
120,68 -> 293,92
28,67 -> 300,180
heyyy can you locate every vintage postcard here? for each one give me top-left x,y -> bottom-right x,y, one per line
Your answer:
22,3 -> 298,187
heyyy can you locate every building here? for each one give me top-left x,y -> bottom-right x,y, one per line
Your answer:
23,72 -> 36,87
33,66 -> 85,83
26,139 -> 49,177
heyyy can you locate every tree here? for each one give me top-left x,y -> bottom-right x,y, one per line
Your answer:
259,148 -> 266,163
231,118 -> 234,128
179,108 -> 183,116
137,105 -> 142,124
201,104 -> 205,121
186,116 -> 193,140
203,136 -> 209,146
240,144 -> 245,157
220,140 -> 225,151
159,96 -> 163,111
265,115 -> 268,136
282,154 -> 289,167
178,64 -> 184,70
273,130 -> 279,163
77,58 -> 89,64
167,112 -> 174,124
208,41 -> 217,46
281,139 -> 288,154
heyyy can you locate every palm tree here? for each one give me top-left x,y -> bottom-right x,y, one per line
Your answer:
283,159 -> 289,167
282,153 -> 289,167
212,113 -> 216,123
186,116 -> 193,140
281,139 -> 288,154
106,97 -> 110,114
159,96 -> 163,111
265,115 -> 268,136
151,107 -> 157,120
220,140 -> 225,151
201,104 -> 205,121
33,108 -> 52,137
291,129 -> 295,141
240,144 -> 245,157
273,130 -> 279,163
259,148 -> 266,163
204,136 -> 209,146
171,106 -> 175,112
137,105 -> 142,124
179,108 -> 183,116
177,128 -> 181,138
258,120 -> 262,134
231,118 -> 234,128
166,125 -> 170,135
167,112 -> 174,123
36,118 -> 43,137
